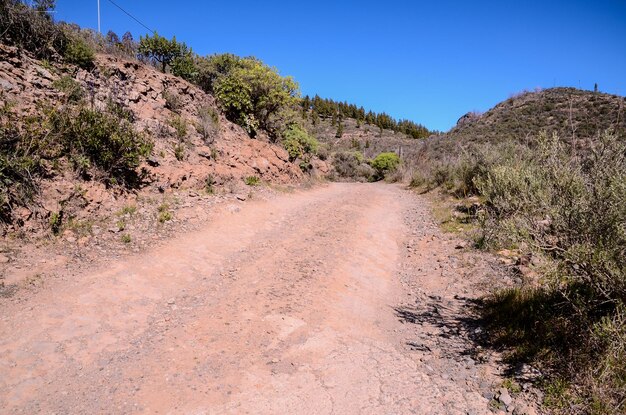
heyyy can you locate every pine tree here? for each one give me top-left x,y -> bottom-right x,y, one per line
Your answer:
311,110 -> 319,126
336,122 -> 344,138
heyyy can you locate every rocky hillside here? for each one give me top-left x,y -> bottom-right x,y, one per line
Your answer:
310,116 -> 422,158
449,87 -> 626,144
0,43 -> 306,235
302,115 -> 425,181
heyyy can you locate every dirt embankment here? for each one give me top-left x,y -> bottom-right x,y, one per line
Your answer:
0,43 -> 313,237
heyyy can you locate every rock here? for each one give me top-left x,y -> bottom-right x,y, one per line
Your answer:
513,404 -> 538,415
499,391 -> 513,407
167,298 -> 175,305
456,111 -> 482,126
0,78 -> 15,91
236,194 -> 247,201
0,254 -> 9,264
146,157 -> 160,167
482,391 -> 494,400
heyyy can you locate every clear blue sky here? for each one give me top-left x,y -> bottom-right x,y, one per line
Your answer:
53,0 -> 626,132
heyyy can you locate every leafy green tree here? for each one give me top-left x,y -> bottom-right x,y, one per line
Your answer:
193,53 -> 243,93
214,58 -> 298,137
170,50 -> 196,82
138,32 -> 187,73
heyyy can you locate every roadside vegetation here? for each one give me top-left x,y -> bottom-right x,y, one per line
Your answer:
409,89 -> 626,414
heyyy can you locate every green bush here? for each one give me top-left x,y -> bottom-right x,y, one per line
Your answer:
281,124 -> 318,162
63,35 -> 95,69
370,152 -> 400,180
213,57 -> 298,138
52,75 -> 84,102
168,115 -> 188,139
244,176 -> 260,186
49,105 -> 152,185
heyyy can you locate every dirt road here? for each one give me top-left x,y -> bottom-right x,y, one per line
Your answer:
0,183 -> 500,414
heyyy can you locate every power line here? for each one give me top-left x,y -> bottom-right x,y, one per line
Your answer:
106,0 -> 156,34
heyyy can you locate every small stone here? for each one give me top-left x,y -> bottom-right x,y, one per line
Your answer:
0,254 -> 9,264
167,298 -> 175,305
236,194 -> 247,201
513,404 -> 538,415
499,391 -> 513,407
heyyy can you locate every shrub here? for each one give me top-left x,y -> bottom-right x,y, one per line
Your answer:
49,211 -> 61,234
157,203 -> 172,223
52,76 -> 84,102
49,104 -> 152,185
281,124 -> 319,162
196,106 -> 220,144
244,176 -> 260,186
168,115 -> 187,139
331,151 -> 372,181
63,35 -> 95,69
204,174 -> 215,194
476,131 -> 626,412
0,0 -> 67,59
173,143 -> 185,161
162,88 -> 182,113
170,53 -> 197,81
370,152 -> 400,180
0,111 -> 44,225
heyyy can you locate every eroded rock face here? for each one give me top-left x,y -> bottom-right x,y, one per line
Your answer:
456,111 -> 482,127
0,44 -> 304,234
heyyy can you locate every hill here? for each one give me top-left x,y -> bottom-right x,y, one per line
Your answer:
448,87 -> 626,144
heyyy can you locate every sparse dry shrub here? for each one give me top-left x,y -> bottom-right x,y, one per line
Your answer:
163,88 -> 183,113
328,150 -> 376,182
0,0 -> 67,59
0,113 -> 42,224
476,130 -> 626,413
52,75 -> 84,102
196,105 -> 220,144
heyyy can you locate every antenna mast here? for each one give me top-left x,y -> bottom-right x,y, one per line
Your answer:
97,0 -> 101,33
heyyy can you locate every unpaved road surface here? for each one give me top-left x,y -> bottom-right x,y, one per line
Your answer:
0,183 -> 502,414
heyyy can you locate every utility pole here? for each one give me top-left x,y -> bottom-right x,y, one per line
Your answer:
97,0 -> 101,33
